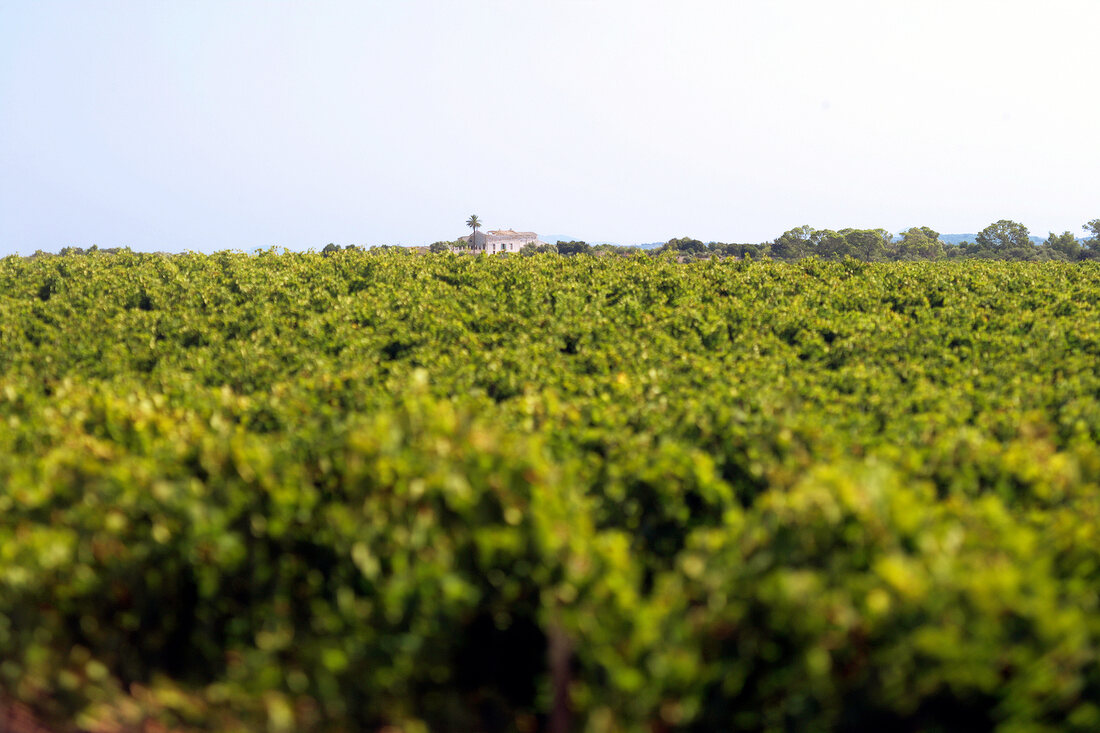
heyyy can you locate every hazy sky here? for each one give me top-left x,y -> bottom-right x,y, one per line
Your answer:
2,0 -> 1098,254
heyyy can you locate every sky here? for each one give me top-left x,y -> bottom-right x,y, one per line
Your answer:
1,0 -> 1098,254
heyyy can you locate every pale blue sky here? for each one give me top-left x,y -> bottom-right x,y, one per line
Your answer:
2,0 -> 1098,254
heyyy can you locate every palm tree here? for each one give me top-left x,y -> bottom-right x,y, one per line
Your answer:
465,215 -> 481,250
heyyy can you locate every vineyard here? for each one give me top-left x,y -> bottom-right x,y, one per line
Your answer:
3,250 -> 1100,731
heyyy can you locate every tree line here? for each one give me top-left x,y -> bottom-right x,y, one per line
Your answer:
429,219 -> 1100,262
751,219 -> 1100,262
21,219 -> 1100,262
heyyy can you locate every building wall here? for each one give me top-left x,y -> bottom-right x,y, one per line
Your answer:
484,234 -> 538,254
460,231 -> 541,254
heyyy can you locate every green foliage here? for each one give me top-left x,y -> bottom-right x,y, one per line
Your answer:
1044,231 -> 1081,260
555,241 -> 592,256
3,253 -> 1100,730
1084,220 -> 1100,253
707,241 -> 767,259
771,225 -> 814,260
837,228 -> 891,260
976,219 -> 1032,253
659,237 -> 707,256
519,243 -> 557,256
769,227 -> 893,261
893,227 -> 945,260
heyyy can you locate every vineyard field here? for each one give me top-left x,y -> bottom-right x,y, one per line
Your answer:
2,251 -> 1100,731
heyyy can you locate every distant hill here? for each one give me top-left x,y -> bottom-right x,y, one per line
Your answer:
937,233 -> 978,245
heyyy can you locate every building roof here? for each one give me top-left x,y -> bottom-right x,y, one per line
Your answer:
457,229 -> 540,247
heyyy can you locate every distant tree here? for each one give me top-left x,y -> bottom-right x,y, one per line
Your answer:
429,241 -> 453,254
810,230 -> 847,258
771,226 -> 814,260
709,242 -> 766,259
1043,231 -> 1081,260
519,243 -> 557,256
592,243 -> 636,255
462,215 -> 482,252
839,229 -> 891,260
1084,220 -> 1100,251
976,219 -> 1031,252
556,241 -> 591,256
951,240 -> 1003,260
893,227 -> 945,260
660,237 -> 707,255
322,243 -> 341,255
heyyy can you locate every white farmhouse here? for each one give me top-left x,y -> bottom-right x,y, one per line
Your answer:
459,229 -> 544,254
